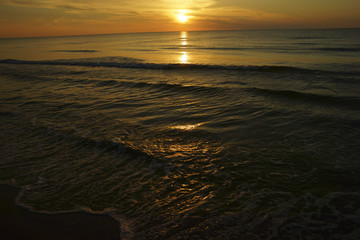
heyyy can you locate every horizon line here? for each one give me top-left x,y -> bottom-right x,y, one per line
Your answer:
1,27 -> 359,40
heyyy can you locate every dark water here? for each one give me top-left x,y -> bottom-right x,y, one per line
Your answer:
1,29 -> 360,239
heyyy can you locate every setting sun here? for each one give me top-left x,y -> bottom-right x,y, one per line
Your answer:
176,11 -> 189,23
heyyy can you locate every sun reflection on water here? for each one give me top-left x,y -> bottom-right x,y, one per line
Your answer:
170,123 -> 203,130
179,31 -> 189,64
150,136 -> 222,214
180,31 -> 187,47
180,52 -> 188,64
114,118 -> 222,215
181,31 -> 187,39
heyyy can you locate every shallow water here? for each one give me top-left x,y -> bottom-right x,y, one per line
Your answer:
1,29 -> 360,239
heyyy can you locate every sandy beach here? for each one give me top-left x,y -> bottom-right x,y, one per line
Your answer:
0,184 -> 120,240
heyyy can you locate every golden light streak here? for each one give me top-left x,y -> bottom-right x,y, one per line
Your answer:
170,123 -> 204,130
181,31 -> 187,39
179,52 -> 188,64
181,31 -> 187,46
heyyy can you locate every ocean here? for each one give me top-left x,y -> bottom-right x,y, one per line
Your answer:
1,29 -> 360,239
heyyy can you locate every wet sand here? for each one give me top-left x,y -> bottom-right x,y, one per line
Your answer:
0,184 -> 120,240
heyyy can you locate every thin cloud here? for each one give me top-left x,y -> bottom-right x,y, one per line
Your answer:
0,0 -> 217,13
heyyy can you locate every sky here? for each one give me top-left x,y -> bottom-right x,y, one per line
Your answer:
0,0 -> 359,38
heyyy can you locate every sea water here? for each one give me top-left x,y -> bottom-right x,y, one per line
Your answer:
1,29 -> 360,239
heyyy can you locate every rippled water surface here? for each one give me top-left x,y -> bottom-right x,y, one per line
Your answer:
1,29 -> 360,239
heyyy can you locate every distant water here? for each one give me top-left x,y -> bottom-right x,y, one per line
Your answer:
1,29 -> 360,239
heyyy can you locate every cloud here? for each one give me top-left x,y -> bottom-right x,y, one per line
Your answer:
0,0 -> 217,13
4,0 -> 355,37
162,0 -> 216,10
55,4 -> 96,12
187,5 -> 296,29
0,0 -> 290,24
0,0 -> 297,32
0,0 -> 47,7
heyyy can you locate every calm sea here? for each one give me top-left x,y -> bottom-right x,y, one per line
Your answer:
1,29 -> 360,239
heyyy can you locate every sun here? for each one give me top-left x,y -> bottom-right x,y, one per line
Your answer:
177,13 -> 189,23
176,10 -> 190,23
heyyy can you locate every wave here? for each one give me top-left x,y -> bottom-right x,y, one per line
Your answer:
248,87 -> 360,110
291,36 -> 326,40
51,50 -> 99,53
163,47 -> 247,51
0,108 -> 150,161
314,47 -> 360,52
0,58 -> 348,75
17,67 -> 358,110
32,118 -> 157,162
163,46 -> 304,52
67,78 -> 224,97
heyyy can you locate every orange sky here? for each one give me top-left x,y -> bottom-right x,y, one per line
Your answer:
0,0 -> 359,38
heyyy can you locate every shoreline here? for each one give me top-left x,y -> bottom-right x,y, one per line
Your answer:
0,184 -> 121,240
